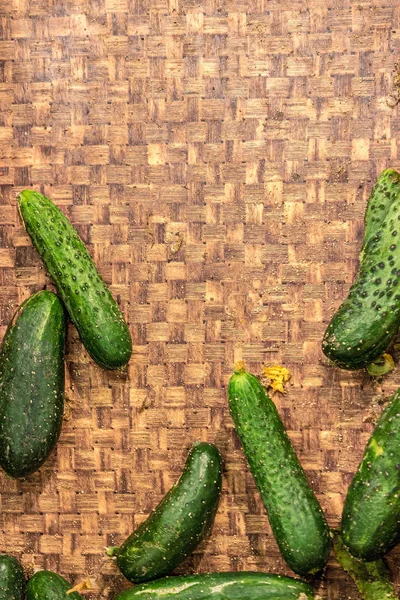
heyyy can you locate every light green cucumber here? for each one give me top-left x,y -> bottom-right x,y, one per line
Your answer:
333,531 -> 397,600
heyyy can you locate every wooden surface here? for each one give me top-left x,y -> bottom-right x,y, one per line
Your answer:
1,0 -> 400,597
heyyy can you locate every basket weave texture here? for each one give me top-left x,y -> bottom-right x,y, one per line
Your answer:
1,0 -> 400,597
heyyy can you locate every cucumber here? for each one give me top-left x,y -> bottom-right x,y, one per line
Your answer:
0,554 -> 25,600
26,571 -> 84,600
322,169 -> 400,370
18,190 -> 132,370
228,363 -> 330,576
333,531 -> 397,600
342,388 -> 400,560
361,172 -> 398,260
107,442 -> 222,583
113,572 -> 315,600
0,290 -> 65,477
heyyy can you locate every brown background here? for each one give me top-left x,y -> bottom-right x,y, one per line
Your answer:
1,0 -> 400,597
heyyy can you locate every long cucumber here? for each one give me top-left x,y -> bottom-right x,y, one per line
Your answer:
0,290 -> 65,477
228,363 -> 330,576
342,389 -> 400,560
18,190 -> 132,370
114,572 -> 315,600
107,442 -> 222,583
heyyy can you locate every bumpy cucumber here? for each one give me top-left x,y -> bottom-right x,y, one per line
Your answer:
26,571 -> 84,600
323,169 -> 400,370
18,190 -> 132,370
114,572 -> 315,600
342,389 -> 400,560
228,363 -> 330,576
107,442 -> 222,583
361,172 -> 398,260
0,554 -> 25,600
0,291 -> 65,477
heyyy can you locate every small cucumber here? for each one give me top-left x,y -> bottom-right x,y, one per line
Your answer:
0,554 -> 25,600
342,388 -> 400,560
18,190 -> 132,370
114,572 -> 315,600
228,363 -> 330,576
322,169 -> 400,370
108,442 -> 222,583
0,291 -> 65,477
26,571 -> 84,600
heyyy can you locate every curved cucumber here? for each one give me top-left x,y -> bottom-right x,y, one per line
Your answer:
18,190 -> 132,370
114,572 -> 315,600
322,169 -> 400,370
108,442 -> 222,583
228,364 -> 330,576
0,291 -> 65,477
0,554 -> 25,600
342,389 -> 400,560
26,571 -> 84,600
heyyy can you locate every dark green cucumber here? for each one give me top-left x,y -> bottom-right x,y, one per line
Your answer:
322,169 -> 400,370
0,554 -> 25,600
342,388 -> 400,560
18,190 -> 132,370
114,572 -> 315,600
228,363 -> 330,576
0,290 -> 65,477
107,442 -> 222,583
26,571 -> 84,600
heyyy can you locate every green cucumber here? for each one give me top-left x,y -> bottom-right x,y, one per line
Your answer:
322,169 -> 400,370
0,554 -> 25,600
342,388 -> 400,560
18,190 -> 132,370
228,363 -> 330,576
361,171 -> 398,261
114,572 -> 315,600
107,442 -> 222,583
26,571 -> 84,600
333,531 -> 397,600
0,290 -> 65,477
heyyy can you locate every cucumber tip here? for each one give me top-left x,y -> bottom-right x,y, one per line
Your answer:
233,360 -> 246,374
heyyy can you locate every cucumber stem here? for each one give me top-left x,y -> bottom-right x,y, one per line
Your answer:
233,360 -> 246,374
366,353 -> 395,377
332,531 -> 397,600
105,546 -> 120,558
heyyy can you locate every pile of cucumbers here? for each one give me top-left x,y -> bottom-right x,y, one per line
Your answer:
2,171 -> 400,599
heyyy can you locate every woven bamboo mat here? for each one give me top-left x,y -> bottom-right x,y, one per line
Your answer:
1,0 -> 400,597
